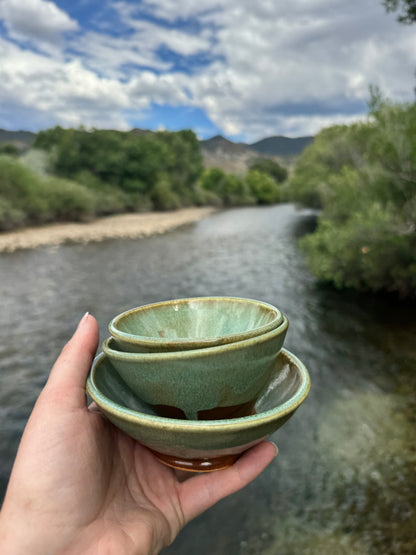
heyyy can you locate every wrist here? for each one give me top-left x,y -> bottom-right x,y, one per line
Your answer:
0,509 -> 67,555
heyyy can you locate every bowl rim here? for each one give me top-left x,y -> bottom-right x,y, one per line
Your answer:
103,314 -> 289,361
86,348 -> 311,432
108,296 -> 284,347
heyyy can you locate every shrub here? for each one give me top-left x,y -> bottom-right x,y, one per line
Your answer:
249,158 -> 288,183
292,98 -> 416,298
246,170 -> 281,204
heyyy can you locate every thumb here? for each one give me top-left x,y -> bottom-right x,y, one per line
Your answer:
46,312 -> 99,408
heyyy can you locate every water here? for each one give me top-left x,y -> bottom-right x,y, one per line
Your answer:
1,204 -> 415,554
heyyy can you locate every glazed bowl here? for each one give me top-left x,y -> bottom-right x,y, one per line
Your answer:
102,314 -> 288,420
108,296 -> 283,353
86,349 -> 311,472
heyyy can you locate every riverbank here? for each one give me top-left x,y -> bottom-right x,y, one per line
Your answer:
0,207 -> 216,253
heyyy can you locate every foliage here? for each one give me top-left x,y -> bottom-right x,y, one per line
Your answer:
288,123 -> 372,208
151,177 -> 182,211
248,158 -> 288,183
0,143 -> 19,157
33,127 -> 203,209
0,155 -> 96,230
0,126 -> 284,232
246,170 -> 282,204
199,167 -> 284,207
290,99 -> 416,298
383,0 -> 416,23
199,168 -> 254,206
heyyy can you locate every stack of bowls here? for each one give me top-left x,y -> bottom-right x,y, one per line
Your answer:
87,296 -> 310,471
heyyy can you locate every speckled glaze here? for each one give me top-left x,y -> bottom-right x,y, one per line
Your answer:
102,315 -> 289,420
86,349 -> 311,472
108,296 -> 283,352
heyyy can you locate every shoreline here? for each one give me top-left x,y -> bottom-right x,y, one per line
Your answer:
0,207 -> 217,254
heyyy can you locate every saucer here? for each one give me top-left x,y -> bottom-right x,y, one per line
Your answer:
86,349 -> 311,472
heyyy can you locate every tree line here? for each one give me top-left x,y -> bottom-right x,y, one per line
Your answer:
0,127 -> 287,231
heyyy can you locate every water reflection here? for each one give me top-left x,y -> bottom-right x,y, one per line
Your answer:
0,204 -> 414,554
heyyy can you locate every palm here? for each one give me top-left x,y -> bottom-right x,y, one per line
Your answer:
82,412 -> 186,550
1,314 -> 277,554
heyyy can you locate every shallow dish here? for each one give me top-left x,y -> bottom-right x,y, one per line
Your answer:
86,348 -> 310,472
103,315 -> 288,420
109,296 -> 283,352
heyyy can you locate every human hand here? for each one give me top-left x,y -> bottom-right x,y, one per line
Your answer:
0,313 -> 278,555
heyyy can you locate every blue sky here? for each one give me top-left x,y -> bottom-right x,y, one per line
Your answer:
0,0 -> 415,142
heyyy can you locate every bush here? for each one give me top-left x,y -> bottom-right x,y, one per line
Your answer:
246,170 -> 281,204
151,178 -> 182,211
0,143 -> 19,157
249,158 -> 288,183
46,177 -> 96,221
199,168 -> 255,206
0,156 -> 97,228
291,98 -> 416,298
0,196 -> 25,230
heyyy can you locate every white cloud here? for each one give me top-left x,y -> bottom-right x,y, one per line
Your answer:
118,0 -> 223,23
0,0 -> 78,46
0,0 -> 416,139
0,38 -> 133,130
181,0 -> 416,139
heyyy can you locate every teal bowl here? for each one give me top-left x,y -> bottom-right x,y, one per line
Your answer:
102,315 -> 288,421
108,296 -> 283,353
86,349 -> 311,472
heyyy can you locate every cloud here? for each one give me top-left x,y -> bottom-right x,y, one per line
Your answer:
0,37 -> 133,130
182,0 -> 416,138
0,0 -> 415,140
0,0 -> 78,47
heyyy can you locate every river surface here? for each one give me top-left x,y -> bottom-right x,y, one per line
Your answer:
1,204 -> 415,554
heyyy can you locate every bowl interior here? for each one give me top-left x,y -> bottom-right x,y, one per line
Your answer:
89,348 -> 308,425
110,297 -> 282,344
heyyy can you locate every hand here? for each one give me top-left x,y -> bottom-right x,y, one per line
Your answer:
0,313 -> 278,555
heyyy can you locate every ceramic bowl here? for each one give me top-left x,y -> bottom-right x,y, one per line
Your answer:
102,315 -> 289,420
108,296 -> 283,353
86,349 -> 310,472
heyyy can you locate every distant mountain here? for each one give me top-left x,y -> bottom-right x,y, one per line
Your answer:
200,135 -> 252,156
200,134 -> 313,174
0,129 -> 36,149
249,135 -> 314,156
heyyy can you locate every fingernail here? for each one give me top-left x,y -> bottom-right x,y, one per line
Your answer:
78,311 -> 90,328
269,441 -> 279,457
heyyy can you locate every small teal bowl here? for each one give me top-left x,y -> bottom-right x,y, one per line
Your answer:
86,349 -> 311,472
102,315 -> 288,421
109,296 -> 283,353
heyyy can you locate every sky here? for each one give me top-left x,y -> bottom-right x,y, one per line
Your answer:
0,0 -> 416,142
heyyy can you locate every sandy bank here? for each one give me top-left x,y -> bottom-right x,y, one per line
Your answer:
0,207 -> 216,253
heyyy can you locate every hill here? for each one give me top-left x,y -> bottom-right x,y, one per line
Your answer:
200,134 -> 313,174
0,129 -> 36,150
249,135 -> 314,156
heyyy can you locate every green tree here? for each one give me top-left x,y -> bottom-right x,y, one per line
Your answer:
34,127 -> 204,208
246,170 -> 281,204
383,0 -> 416,23
0,143 -> 19,157
248,158 -> 288,183
0,155 -> 96,229
290,98 -> 416,298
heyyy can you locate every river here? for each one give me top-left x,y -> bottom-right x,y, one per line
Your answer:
1,204 -> 415,554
